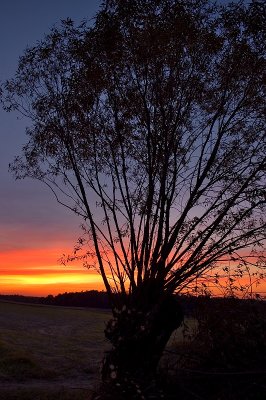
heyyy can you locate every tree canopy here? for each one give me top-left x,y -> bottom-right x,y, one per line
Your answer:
2,0 -> 266,302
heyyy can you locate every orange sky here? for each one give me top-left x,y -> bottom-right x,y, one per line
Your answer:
1,244 -> 265,298
0,246 -> 105,297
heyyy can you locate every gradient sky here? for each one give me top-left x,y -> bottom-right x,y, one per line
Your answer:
0,0 -> 103,296
1,0 -> 263,298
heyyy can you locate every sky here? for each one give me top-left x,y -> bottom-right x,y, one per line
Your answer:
0,0 -> 104,296
0,0 -> 264,298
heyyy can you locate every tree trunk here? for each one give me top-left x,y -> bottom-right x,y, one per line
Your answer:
102,293 -> 183,396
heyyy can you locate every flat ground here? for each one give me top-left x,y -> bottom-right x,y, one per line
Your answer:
0,301 -> 111,399
2,300 -> 263,399
0,300 -> 189,399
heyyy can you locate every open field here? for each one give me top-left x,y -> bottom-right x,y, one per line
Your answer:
1,299 -> 265,399
0,301 -> 112,399
0,300 -> 190,399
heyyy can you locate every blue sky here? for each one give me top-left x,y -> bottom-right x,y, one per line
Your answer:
0,0 -> 101,252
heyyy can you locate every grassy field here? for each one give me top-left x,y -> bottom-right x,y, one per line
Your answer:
0,301 -> 111,399
1,299 -> 265,399
0,300 -> 191,399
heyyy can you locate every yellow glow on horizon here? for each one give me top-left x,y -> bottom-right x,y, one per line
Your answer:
1,273 -> 102,286
0,270 -> 105,297
0,246 -> 106,295
1,244 -> 265,298
0,245 -> 107,295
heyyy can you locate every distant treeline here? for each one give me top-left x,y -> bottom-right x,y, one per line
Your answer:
0,290 -> 197,311
0,290 -> 110,308
0,291 -> 264,315
0,291 -> 199,311
44,290 -> 110,308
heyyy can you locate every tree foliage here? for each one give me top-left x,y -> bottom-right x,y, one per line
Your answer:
3,0 -> 265,303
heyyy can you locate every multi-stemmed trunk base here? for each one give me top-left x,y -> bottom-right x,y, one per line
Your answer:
101,294 -> 183,397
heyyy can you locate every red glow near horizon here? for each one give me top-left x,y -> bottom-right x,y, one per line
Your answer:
0,246 -> 105,297
1,245 -> 265,298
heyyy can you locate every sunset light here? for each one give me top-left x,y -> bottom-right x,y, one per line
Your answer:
0,271 -> 104,297
0,247 -> 104,296
0,1 -> 265,399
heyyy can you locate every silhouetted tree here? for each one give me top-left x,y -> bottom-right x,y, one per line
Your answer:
2,0 -> 265,392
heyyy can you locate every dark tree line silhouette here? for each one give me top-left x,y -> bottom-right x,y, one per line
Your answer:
43,290 -> 110,308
